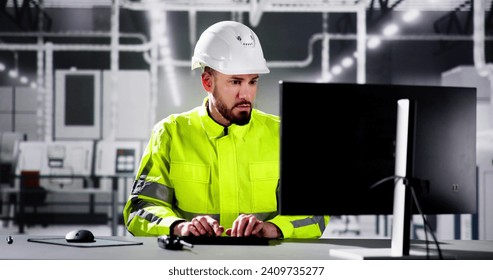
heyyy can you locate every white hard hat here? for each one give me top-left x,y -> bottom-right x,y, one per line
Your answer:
191,21 -> 270,75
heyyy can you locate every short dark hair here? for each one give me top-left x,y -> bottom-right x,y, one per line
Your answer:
203,66 -> 216,75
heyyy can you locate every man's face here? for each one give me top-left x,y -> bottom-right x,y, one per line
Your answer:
206,70 -> 259,126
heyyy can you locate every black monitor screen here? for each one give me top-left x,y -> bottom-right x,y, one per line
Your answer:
65,74 -> 95,126
279,81 -> 477,216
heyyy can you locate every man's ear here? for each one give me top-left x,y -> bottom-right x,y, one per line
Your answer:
201,72 -> 213,92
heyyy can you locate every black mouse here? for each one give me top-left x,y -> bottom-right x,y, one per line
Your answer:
65,229 -> 95,243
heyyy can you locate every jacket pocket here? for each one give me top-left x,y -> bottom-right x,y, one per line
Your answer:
170,162 -> 210,212
249,161 -> 279,212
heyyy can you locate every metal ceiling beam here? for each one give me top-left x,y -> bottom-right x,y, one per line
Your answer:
17,0 -> 490,12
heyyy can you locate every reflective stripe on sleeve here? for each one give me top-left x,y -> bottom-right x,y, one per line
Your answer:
127,206 -> 164,226
291,215 -> 326,233
131,180 -> 175,205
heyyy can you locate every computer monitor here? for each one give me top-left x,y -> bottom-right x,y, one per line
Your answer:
278,81 -> 477,258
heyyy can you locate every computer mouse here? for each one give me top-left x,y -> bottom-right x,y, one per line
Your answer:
65,229 -> 95,243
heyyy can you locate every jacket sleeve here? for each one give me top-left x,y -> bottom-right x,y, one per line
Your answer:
123,122 -> 185,236
268,215 -> 330,239
267,180 -> 330,239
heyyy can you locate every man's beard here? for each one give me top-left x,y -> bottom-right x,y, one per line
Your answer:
217,100 -> 252,126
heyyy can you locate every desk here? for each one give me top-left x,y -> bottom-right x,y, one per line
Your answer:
1,236 -> 493,260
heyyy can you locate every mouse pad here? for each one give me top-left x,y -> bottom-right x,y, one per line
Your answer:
27,237 -> 143,248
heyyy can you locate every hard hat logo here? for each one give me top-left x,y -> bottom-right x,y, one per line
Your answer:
191,21 -> 269,75
235,34 -> 255,47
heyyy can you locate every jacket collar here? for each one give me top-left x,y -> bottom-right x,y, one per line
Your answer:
199,97 -> 250,140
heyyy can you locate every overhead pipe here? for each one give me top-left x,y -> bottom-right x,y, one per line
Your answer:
474,0 -> 493,149
121,0 -> 362,13
147,31 -> 493,67
148,7 -> 164,130
154,32 -> 326,69
473,0 -> 493,131
474,0 -> 493,241
37,0 -> 46,141
109,0 -> 120,141
356,0 -> 366,84
147,32 -> 368,69
320,12 -> 330,82
0,41 -> 152,52
250,0 -> 269,27
44,42 -> 54,142
474,0 -> 493,136
188,10 -> 197,59
0,31 -> 148,43
473,0 -> 493,77
188,8 -> 198,77
0,31 -> 152,57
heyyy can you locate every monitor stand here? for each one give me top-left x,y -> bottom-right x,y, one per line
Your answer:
329,99 -> 447,260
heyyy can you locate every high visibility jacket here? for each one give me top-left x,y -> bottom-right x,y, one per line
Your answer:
123,98 -> 329,238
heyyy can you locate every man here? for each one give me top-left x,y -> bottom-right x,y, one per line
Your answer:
123,21 -> 328,238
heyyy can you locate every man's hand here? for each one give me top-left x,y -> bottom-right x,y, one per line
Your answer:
226,214 -> 282,238
173,215 -> 224,237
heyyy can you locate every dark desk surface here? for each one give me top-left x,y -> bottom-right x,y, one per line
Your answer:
2,235 -> 493,260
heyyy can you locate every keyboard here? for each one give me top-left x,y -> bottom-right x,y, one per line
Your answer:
180,235 -> 275,246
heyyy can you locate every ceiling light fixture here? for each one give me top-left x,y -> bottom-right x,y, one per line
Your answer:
383,23 -> 399,37
8,69 -> 18,78
403,9 -> 421,23
342,57 -> 354,68
367,37 -> 381,49
331,65 -> 342,75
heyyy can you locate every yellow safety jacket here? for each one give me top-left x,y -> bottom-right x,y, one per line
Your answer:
123,98 -> 329,238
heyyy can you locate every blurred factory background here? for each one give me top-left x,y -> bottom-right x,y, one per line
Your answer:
0,0 -> 492,240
